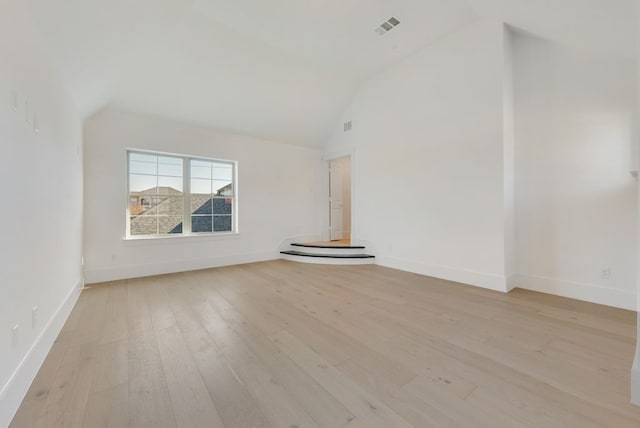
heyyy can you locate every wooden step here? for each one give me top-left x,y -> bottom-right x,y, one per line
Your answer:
292,243 -> 365,249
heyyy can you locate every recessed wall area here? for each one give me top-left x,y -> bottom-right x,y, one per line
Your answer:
83,109 -> 323,284
512,32 -> 637,309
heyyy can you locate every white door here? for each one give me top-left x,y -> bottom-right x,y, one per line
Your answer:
329,162 -> 343,240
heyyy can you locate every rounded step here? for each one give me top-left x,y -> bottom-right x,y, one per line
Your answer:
290,243 -> 365,255
280,250 -> 375,265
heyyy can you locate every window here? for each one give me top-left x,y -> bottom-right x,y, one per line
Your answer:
127,150 -> 236,238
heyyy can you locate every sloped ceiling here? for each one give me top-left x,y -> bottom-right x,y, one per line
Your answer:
25,0 -> 635,147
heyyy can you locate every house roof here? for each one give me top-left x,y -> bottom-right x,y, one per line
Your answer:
25,0 -> 635,146
131,187 -> 183,196
130,194 -> 232,235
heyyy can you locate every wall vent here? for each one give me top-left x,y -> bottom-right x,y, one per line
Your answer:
374,17 -> 400,35
343,121 -> 352,132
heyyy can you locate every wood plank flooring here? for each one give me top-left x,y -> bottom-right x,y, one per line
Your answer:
10,260 -> 640,427
303,240 -> 352,247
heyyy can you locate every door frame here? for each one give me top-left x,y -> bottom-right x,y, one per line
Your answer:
322,150 -> 354,242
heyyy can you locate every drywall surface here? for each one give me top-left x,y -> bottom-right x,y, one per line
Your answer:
0,2 -> 83,425
83,109 -> 322,283
513,33 -> 637,310
325,20 -> 510,291
503,26 -> 516,286
630,0 -> 640,406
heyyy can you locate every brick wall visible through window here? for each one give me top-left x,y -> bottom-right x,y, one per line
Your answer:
127,150 -> 236,237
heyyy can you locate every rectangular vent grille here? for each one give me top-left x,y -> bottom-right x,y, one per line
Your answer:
343,121 -> 352,132
375,17 -> 400,35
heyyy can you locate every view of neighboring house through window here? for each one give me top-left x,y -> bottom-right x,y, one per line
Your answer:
190,159 -> 234,233
128,150 -> 236,237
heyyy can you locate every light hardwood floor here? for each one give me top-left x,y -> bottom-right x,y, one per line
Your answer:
10,260 -> 640,427
303,239 -> 352,247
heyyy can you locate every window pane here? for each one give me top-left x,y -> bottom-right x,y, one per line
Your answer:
130,152 -> 157,163
159,216 -> 183,234
212,180 -> 232,196
212,198 -> 232,215
191,197 -> 212,215
213,215 -> 232,232
157,196 -> 184,216
191,159 -> 211,168
191,178 -> 211,194
192,216 -> 213,233
130,194 -> 159,215
130,215 -> 158,236
158,176 -> 183,193
129,174 -> 157,192
191,165 -> 212,179
158,155 -> 182,165
212,163 -> 232,180
158,162 -> 183,177
130,160 -> 157,175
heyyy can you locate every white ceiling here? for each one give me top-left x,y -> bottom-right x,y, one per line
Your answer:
25,0 -> 635,147
468,0 -> 636,59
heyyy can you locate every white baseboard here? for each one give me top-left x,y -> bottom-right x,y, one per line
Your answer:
0,278 -> 82,427
511,274 -> 637,311
84,251 -> 279,284
376,256 -> 509,292
632,348 -> 640,406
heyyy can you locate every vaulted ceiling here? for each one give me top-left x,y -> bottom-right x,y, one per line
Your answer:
25,0 -> 635,147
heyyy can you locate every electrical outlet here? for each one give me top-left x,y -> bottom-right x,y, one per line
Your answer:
12,324 -> 19,347
600,267 -> 611,280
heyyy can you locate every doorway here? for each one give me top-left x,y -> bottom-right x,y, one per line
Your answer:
329,156 -> 351,242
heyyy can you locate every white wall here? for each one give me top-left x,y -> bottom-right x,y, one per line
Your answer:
503,26 -> 516,286
512,33 -> 637,310
631,0 -> 640,406
0,2 -> 84,425
325,20 -> 512,291
83,109 -> 322,283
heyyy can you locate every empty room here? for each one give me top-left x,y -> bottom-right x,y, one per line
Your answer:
2,0 -> 640,427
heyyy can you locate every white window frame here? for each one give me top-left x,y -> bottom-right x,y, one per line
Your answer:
126,149 -> 238,239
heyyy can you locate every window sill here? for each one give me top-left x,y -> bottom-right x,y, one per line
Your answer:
122,232 -> 240,245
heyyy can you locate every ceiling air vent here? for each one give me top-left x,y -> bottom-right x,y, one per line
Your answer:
374,17 -> 401,36
344,121 -> 353,132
